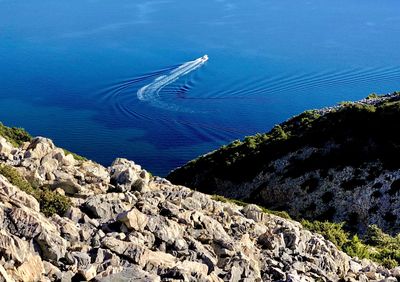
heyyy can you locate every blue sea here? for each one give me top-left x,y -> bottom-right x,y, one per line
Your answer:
1,0 -> 400,176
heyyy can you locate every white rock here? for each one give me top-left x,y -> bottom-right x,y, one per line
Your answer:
117,208 -> 148,232
0,136 -> 13,157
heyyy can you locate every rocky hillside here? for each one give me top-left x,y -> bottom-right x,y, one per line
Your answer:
1,126 -> 399,280
168,92 -> 400,236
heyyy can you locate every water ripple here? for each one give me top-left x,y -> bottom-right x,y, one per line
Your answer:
95,64 -> 400,146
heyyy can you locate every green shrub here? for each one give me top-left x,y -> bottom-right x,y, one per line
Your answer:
259,207 -> 291,220
0,164 -> 35,195
38,188 -> 71,217
365,224 -> 392,246
301,220 -> 349,249
0,122 -> 32,147
344,235 -> 370,259
381,258 -> 398,269
302,220 -> 400,267
366,93 -> 379,99
269,125 -> 288,140
0,164 -> 70,216
62,149 -> 87,162
211,195 -> 248,207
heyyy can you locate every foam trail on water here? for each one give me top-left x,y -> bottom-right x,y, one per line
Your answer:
137,55 -> 208,110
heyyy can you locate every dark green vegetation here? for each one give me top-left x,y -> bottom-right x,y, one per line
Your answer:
302,221 -> 400,268
0,164 -> 70,216
168,92 -> 400,190
0,122 -> 32,147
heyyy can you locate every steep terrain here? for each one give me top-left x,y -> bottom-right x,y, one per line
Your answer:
168,92 -> 400,236
1,124 -> 399,280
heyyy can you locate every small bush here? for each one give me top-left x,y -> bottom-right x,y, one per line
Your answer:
381,258 -> 397,269
0,164 -> 35,195
0,122 -> 32,147
344,235 -> 370,259
0,164 -> 70,216
62,149 -> 87,162
259,207 -> 291,220
39,188 -> 71,217
366,93 -> 379,99
365,225 -> 391,246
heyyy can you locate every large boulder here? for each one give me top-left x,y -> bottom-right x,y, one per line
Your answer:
0,137 -> 13,160
24,137 -> 55,161
80,161 -> 110,185
109,158 -> 151,192
101,237 -> 146,264
117,208 -> 148,232
84,193 -> 132,222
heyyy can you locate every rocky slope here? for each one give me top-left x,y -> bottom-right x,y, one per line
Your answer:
168,92 -> 400,236
0,130 -> 399,280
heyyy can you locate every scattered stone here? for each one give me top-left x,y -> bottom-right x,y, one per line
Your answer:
0,132 -> 398,281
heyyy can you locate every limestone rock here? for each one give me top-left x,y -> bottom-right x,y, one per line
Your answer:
0,137 -> 13,159
96,266 -> 160,282
84,193 -> 131,222
0,175 -> 40,212
80,161 -> 110,184
24,137 -> 55,160
109,158 -> 150,192
11,254 -> 45,282
0,264 -> 14,282
0,229 -> 29,264
117,208 -> 148,231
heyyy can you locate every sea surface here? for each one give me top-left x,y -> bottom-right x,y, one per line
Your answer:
1,0 -> 400,176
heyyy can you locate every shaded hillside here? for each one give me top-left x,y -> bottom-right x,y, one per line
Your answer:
168,92 -> 400,235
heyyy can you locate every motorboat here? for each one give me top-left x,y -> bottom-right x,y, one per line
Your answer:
200,55 -> 209,62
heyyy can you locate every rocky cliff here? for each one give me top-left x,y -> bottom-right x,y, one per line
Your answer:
168,92 -> 400,237
0,127 -> 398,280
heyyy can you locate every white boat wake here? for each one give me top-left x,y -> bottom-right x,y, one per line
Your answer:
137,55 -> 208,111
